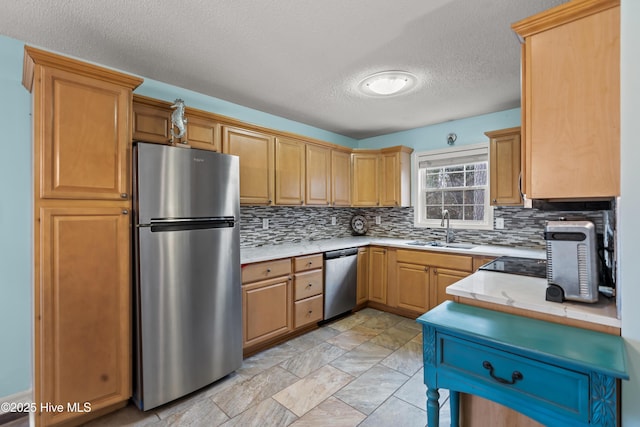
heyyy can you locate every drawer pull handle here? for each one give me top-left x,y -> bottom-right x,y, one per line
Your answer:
482,361 -> 523,385
307,283 -> 313,288
266,268 -> 272,273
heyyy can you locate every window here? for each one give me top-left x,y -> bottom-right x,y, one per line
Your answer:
414,144 -> 493,230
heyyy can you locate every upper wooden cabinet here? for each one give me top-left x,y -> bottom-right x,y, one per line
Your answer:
24,50 -> 141,201
223,125 -> 275,205
352,146 -> 412,207
331,149 -> 351,206
305,143 -> 331,206
352,151 -> 380,207
486,127 -> 522,206
132,96 -> 172,145
275,136 -> 306,205
133,96 -> 220,151
380,146 -> 412,207
512,0 -> 620,199
184,111 -> 220,152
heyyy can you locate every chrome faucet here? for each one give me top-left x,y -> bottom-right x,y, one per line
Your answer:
441,209 -> 454,244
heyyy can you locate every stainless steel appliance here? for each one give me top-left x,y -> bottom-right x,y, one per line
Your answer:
323,248 -> 358,320
478,256 -> 546,278
544,220 -> 600,303
132,142 -> 242,410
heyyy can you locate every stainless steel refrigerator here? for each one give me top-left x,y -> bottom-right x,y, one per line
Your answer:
132,142 -> 242,410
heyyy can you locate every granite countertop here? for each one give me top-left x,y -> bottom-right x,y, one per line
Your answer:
240,236 -> 545,264
446,270 -> 620,328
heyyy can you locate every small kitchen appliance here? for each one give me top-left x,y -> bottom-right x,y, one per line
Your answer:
544,220 -> 600,303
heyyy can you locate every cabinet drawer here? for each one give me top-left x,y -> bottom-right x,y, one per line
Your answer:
294,253 -> 323,272
242,258 -> 291,283
440,334 -> 589,422
294,270 -> 323,301
397,249 -> 473,272
294,294 -> 323,328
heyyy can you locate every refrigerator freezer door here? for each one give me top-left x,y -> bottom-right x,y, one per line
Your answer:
135,142 -> 240,224
135,224 -> 242,410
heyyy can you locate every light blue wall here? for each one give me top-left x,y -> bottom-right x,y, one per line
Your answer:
357,108 -> 521,151
620,0 -> 640,423
0,35 -> 32,397
135,80 -> 358,149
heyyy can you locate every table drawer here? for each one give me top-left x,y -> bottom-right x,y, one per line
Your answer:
294,253 -> 323,272
440,334 -> 589,422
242,258 -> 291,283
294,270 -> 323,301
294,294 -> 323,328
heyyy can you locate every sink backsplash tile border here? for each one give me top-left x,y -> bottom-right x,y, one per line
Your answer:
240,206 -> 609,250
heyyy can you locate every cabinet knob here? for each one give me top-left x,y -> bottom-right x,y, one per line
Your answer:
307,283 -> 313,288
424,267 -> 429,272
268,199 -> 273,204
266,268 -> 272,273
121,209 -> 129,215
308,261 -> 313,265
120,193 -> 128,199
434,268 -> 438,274
300,200 -> 304,205
308,310 -> 313,315
493,199 -> 497,203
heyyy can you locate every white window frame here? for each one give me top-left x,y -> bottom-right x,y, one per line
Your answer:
413,143 -> 493,230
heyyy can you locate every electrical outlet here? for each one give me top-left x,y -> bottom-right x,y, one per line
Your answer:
495,218 -> 504,229
331,216 -> 337,226
262,218 -> 269,230
375,215 -> 381,225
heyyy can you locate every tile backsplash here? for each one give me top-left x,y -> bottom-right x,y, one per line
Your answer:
240,205 -> 610,249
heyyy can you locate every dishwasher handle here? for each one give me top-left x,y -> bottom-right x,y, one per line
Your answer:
324,247 -> 359,260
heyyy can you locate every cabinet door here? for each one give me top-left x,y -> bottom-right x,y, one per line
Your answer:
185,113 -> 220,151
488,128 -> 522,206
305,144 -> 331,206
380,151 -> 400,206
368,247 -> 387,304
37,206 -> 131,426
275,137 -> 305,205
39,67 -> 131,200
132,100 -> 172,144
352,153 -> 379,206
356,247 -> 369,305
223,126 -> 275,205
396,262 -> 430,313
242,276 -> 293,348
432,268 -> 469,309
518,6 -> 620,198
331,150 -> 351,206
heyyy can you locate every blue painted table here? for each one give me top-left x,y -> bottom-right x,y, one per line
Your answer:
416,301 -> 628,427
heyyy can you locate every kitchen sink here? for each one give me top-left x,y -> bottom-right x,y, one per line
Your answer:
406,241 -> 477,250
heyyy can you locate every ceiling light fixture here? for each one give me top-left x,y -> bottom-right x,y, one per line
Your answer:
359,71 -> 417,96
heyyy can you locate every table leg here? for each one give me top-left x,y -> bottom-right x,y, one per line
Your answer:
427,387 -> 440,426
450,390 -> 460,427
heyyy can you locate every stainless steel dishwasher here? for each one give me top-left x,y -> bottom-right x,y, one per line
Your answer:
323,247 -> 358,320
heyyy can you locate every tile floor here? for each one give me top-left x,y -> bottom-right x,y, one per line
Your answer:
74,308 -> 452,426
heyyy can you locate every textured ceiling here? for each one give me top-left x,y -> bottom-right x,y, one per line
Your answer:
0,0 -> 567,139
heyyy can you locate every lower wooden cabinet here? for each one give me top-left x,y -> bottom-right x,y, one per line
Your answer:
356,247 -> 369,305
432,267 -> 469,308
381,249 -> 473,316
294,294 -> 323,328
368,247 -> 388,304
37,206 -> 131,426
396,262 -> 431,313
242,254 -> 324,354
242,275 -> 293,348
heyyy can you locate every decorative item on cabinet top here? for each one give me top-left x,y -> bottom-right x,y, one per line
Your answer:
170,98 -> 188,142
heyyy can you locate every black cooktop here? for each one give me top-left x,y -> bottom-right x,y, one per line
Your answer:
479,256 -> 547,279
